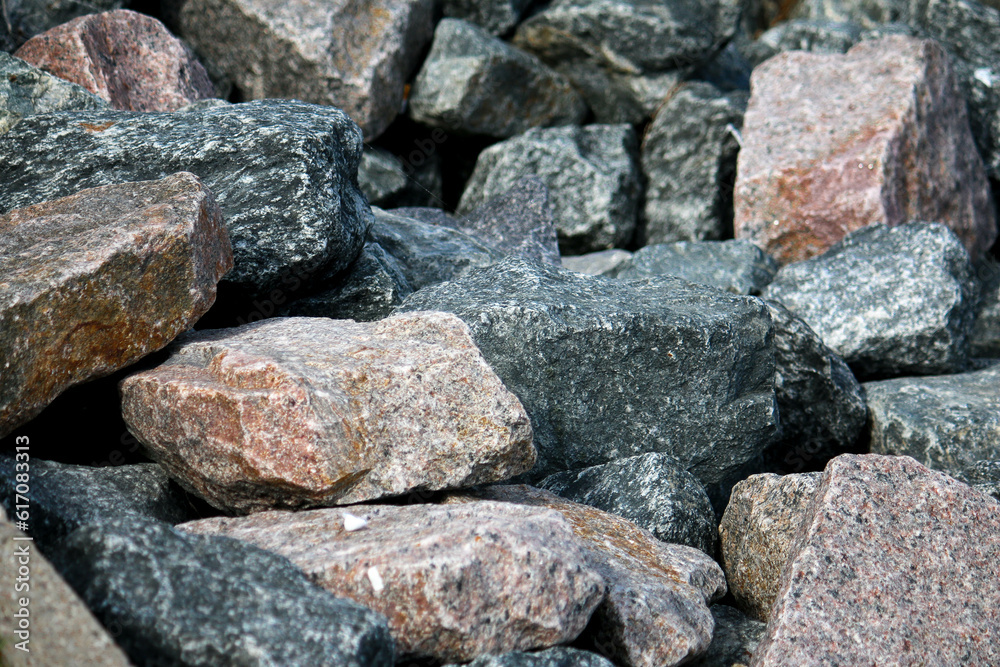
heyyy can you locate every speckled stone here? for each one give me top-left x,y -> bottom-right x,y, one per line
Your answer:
179,501 -> 605,663
734,36 -> 996,265
616,240 -> 777,295
443,647 -> 615,667
688,605 -> 766,667
0,52 -> 107,135
719,472 -> 822,622
560,249 -> 633,277
0,173 -> 231,439
753,454 -> 1000,666
0,0 -> 125,50
450,485 -> 726,667
359,148 -> 408,208
14,10 -> 215,112
120,313 -> 535,514
743,19 -> 862,68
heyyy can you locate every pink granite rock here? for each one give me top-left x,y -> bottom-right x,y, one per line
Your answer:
753,454 -> 1000,666
179,501 -> 605,663
734,35 -> 996,265
0,172 -> 232,438
120,313 -> 535,514
15,10 -> 216,112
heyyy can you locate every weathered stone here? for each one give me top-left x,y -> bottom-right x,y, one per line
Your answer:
538,453 -> 718,555
734,36 -> 997,265
687,605 -> 767,667
641,82 -> 746,244
14,10 -> 215,112
764,222 -> 977,379
409,19 -> 587,138
719,472 -> 822,622
440,0 -> 533,36
179,0 -> 434,139
0,507 -> 132,667
616,240 -> 777,295
179,501 -> 606,663
56,516 -> 394,667
0,99 -> 371,295
0,0 -> 125,49
0,52 -> 107,135
450,485 -> 726,667
754,454 -> 1000,665
560,249 -> 633,277
444,647 -> 615,667
121,313 -> 535,514
0,173 -> 231,438
972,257 -> 1000,357
457,125 -> 642,254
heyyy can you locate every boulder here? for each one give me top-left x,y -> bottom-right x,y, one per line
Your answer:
440,0 -> 533,36
616,240 -> 777,295
0,52 -> 107,135
0,0 -> 125,49
560,249 -> 633,277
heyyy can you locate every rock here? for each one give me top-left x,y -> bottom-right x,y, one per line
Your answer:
0,507 -> 132,667
120,312 -> 535,514
0,0 -> 125,49
440,0 -> 533,36
753,454 -> 1000,665
763,221 -> 977,379
359,148 -> 409,207
865,364 -> 1000,485
616,240 -> 777,295
450,485 -> 726,667
444,647 -> 615,667
972,257 -> 1000,357
744,19 -> 862,67
409,19 -> 587,138
13,10 -> 216,112
687,605 -> 767,667
56,516 -> 395,667
640,82 -> 747,244
0,173 -> 231,438
0,52 -> 108,135
457,125 -> 642,254
179,501 -> 606,663
0,99 -> 371,296
561,249 -> 633,277
538,64 -> 684,125
734,36 -> 997,265
537,453 -> 718,555
179,0 -> 434,139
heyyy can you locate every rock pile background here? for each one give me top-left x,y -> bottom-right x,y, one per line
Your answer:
2,0 -> 1000,666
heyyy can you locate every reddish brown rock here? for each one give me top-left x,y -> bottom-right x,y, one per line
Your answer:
120,313 -> 535,514
15,10 -> 216,112
179,501 -> 605,663
734,35 -> 996,265
753,455 -> 1000,666
0,172 -> 231,438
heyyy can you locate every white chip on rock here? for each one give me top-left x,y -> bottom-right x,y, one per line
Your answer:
367,566 -> 385,593
343,512 -> 367,532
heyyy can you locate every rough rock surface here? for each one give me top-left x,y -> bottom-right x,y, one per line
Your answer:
358,147 -> 442,209
734,36 -> 997,265
764,222 -> 977,379
458,125 -> 642,254
179,0 -> 434,139
180,501 -> 605,663
409,19 -> 586,138
57,516 -> 395,667
0,0 -> 125,50
14,10 -> 215,112
0,173 -> 231,438
441,0 -> 533,35
444,647 -> 615,667
744,19 -> 862,67
641,82 -> 747,244
616,240 -> 778,295
688,605 -> 767,667
0,99 -> 370,295
561,249 -> 633,276
754,455 -> 1000,665
719,472 -> 822,622
538,453 -> 718,555
121,313 -> 535,514
0,52 -> 108,135
972,257 -> 1000,357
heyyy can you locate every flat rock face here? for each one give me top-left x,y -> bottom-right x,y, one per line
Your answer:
0,99 -> 371,295
441,0 -> 533,35
0,173 -> 231,438
409,19 -> 586,138
56,516 -> 395,667
0,52 -> 108,135
719,472 -> 822,622
735,36 -> 996,265
764,221 -> 977,379
457,125 -> 642,254
120,313 -> 535,514
616,240 -> 778,295
179,501 -> 606,663
753,455 -> 1000,666
179,0 -> 434,139
14,10 -> 216,112
397,258 -> 778,501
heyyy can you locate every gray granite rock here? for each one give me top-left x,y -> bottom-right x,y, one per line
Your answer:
561,249 -> 633,277
55,516 -> 395,667
0,52 -> 107,135
409,19 -> 587,138
440,0 -> 533,35
616,240 -> 777,295
687,605 -> 766,667
359,148 -> 409,208
397,257 -> 779,504
764,222 -> 978,379
458,125 -> 642,254
0,0 -> 125,49
0,100 -> 371,296
537,453 -> 718,555
744,19 -> 862,67
972,257 -> 1000,357
640,82 -> 747,244
445,648 -> 614,667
